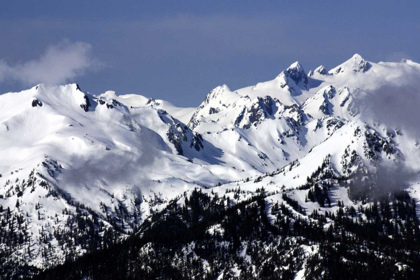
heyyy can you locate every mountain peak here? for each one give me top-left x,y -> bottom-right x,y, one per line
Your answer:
282,61 -> 308,88
351,53 -> 364,60
314,65 -> 328,75
287,61 -> 304,72
329,53 -> 372,75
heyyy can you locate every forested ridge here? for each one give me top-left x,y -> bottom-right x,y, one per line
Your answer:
34,187 -> 420,280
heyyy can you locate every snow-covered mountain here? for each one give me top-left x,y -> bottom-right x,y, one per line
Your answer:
2,54 -> 420,278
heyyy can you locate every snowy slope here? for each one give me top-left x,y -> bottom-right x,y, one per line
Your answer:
0,84 -> 249,272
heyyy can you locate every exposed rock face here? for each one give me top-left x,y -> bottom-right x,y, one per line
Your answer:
80,94 -> 91,112
314,65 -> 328,75
159,110 -> 205,155
285,61 -> 309,88
276,61 -> 309,94
98,98 -> 121,109
31,98 -> 43,107
235,96 -> 278,129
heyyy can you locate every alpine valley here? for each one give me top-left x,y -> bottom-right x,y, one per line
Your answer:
2,54 -> 420,279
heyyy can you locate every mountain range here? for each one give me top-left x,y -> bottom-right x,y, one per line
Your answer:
1,54 -> 420,279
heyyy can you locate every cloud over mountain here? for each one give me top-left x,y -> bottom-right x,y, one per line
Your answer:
0,41 -> 100,85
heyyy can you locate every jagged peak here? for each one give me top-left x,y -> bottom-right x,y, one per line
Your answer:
309,65 -> 328,77
209,84 -> 231,96
287,61 -> 305,72
329,53 -> 372,75
315,65 -> 328,75
146,97 -> 157,105
200,84 -> 234,107
276,61 -> 308,89
209,84 -> 231,93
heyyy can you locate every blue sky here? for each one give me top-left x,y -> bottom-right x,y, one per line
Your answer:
0,0 -> 419,106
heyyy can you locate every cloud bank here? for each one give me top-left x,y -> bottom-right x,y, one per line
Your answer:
0,41 -> 100,85
359,65 -> 420,139
355,63 -> 420,192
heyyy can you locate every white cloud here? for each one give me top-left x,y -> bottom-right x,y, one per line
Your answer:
0,41 -> 100,85
359,66 -> 420,139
